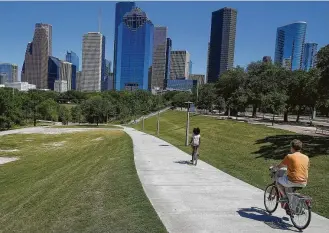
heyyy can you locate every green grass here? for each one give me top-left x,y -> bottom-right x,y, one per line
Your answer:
0,131 -> 166,232
134,111 -> 329,219
52,124 -> 119,129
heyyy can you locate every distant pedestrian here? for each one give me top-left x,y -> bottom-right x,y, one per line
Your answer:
190,127 -> 201,163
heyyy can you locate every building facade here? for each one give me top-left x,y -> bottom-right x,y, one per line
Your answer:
115,7 -> 154,91
302,43 -> 318,71
190,74 -> 205,86
54,80 -> 68,93
164,38 -> 172,89
4,82 -> 36,91
22,23 -> 52,89
274,22 -> 307,71
81,32 -> 105,91
170,50 -> 190,80
48,56 -> 73,91
166,79 -> 197,91
0,63 -> 18,83
65,51 -> 79,71
207,8 -> 237,83
113,1 -> 136,90
76,71 -> 82,91
151,26 -> 168,91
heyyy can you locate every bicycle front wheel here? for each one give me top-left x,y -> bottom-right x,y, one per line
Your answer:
264,184 -> 278,214
290,201 -> 312,230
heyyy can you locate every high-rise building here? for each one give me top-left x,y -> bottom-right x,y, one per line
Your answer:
65,51 -> 79,71
81,32 -> 105,91
303,43 -> 318,71
170,50 -> 190,80
0,73 -> 8,84
207,7 -> 237,83
48,56 -> 73,91
282,57 -> 292,70
189,60 -> 193,78
164,38 -> 172,89
0,63 -> 18,83
151,26 -> 168,91
262,56 -> 272,63
274,22 -> 307,71
22,23 -> 52,89
115,7 -> 154,91
190,74 -> 205,86
113,1 -> 136,90
76,71 -> 82,91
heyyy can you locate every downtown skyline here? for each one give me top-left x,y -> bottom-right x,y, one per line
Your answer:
0,1 -> 328,81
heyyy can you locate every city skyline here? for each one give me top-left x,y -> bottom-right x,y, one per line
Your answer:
0,1 -> 328,79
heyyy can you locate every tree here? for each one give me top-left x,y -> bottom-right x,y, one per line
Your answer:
81,96 -> 105,125
37,99 -> 59,121
196,84 -> 217,112
261,91 -> 288,125
58,105 -> 71,125
71,105 -> 83,124
317,44 -> 329,99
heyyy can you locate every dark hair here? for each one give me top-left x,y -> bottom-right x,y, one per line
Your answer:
193,128 -> 197,134
291,139 -> 302,151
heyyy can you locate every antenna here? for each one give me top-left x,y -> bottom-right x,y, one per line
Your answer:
98,8 -> 102,33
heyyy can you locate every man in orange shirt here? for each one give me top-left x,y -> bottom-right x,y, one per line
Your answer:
276,139 -> 310,200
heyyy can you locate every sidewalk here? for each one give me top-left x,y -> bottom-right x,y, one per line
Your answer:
124,127 -> 329,233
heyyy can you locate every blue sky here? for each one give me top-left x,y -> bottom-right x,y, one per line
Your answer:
0,1 -> 328,78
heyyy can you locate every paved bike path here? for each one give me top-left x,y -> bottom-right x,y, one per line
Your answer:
124,128 -> 329,233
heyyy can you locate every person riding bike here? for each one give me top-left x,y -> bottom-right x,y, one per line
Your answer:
275,139 -> 310,206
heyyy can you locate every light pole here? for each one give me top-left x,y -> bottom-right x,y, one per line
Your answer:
157,111 -> 160,136
142,116 -> 145,130
185,101 -> 193,146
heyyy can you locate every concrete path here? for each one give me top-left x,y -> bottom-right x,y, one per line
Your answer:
124,127 -> 329,233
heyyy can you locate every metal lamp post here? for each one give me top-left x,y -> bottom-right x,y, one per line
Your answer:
185,101 -> 193,146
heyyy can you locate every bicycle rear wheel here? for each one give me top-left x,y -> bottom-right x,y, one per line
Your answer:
264,184 -> 279,214
290,201 -> 312,230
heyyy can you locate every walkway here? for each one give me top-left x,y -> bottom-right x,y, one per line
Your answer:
124,127 -> 329,233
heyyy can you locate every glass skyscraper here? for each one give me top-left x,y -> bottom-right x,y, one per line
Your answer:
274,22 -> 307,71
164,38 -> 172,89
113,1 -> 136,90
207,8 -> 237,83
65,51 -> 79,71
302,43 -> 318,71
0,63 -> 18,83
115,7 -> 154,91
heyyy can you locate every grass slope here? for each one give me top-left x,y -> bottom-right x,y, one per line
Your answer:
0,131 -> 166,233
134,111 -> 329,219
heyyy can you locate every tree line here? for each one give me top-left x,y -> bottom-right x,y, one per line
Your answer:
171,45 -> 329,123
0,89 -> 168,130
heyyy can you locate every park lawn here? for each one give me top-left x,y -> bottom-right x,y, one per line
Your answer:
52,124 -> 119,129
134,110 -> 329,219
0,131 -> 166,233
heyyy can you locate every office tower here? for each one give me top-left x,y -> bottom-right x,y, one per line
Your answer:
207,7 -> 237,83
170,50 -> 190,80
164,38 -> 172,89
54,80 -> 68,93
303,43 -> 318,71
105,59 -> 112,75
262,56 -> 272,63
0,63 -> 18,83
76,71 -> 82,91
274,21 -> 307,71
81,32 -> 105,91
113,1 -> 136,90
115,7 -> 154,91
151,26 -> 168,91
65,51 -> 79,71
0,73 -> 8,84
282,57 -> 292,70
22,23 -> 52,89
48,56 -> 73,91
190,74 -> 205,86
189,60 -> 193,77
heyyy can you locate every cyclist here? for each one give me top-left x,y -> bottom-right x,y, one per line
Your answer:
275,139 -> 310,205
190,128 -> 201,163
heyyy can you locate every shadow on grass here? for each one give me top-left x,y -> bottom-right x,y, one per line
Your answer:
237,207 -> 297,231
253,134 -> 329,160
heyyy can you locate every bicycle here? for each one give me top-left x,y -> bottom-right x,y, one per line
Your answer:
264,166 -> 312,230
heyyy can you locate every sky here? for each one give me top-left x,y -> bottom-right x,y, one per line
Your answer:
0,1 -> 328,79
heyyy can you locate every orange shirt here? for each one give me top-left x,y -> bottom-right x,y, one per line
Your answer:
280,152 -> 310,183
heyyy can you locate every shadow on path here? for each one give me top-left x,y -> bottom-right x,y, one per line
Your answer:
237,207 -> 298,232
174,160 -> 192,165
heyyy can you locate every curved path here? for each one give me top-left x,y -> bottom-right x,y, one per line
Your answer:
124,127 -> 329,233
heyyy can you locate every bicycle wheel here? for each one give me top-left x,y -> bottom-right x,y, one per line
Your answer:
264,184 -> 279,214
290,201 -> 312,230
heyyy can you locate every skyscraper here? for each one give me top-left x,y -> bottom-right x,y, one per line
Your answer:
170,50 -> 190,80
115,7 -> 154,91
302,43 -> 318,71
0,63 -> 18,83
65,51 -> 79,71
22,23 -> 52,89
262,56 -> 272,63
274,22 -> 307,71
207,7 -> 237,83
81,32 -> 105,91
164,38 -> 172,89
48,56 -> 73,91
151,26 -> 168,91
113,1 -> 136,90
